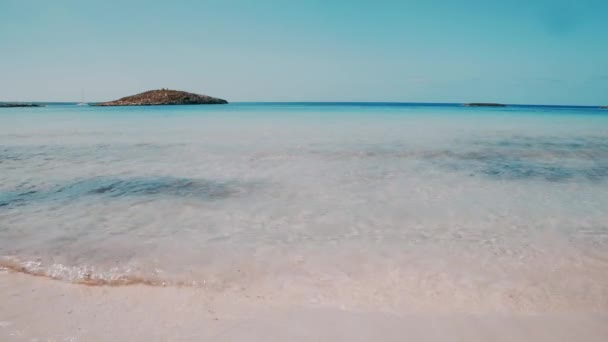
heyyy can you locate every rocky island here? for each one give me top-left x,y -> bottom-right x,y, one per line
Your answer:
93,89 -> 228,106
0,103 -> 44,108
464,103 -> 507,107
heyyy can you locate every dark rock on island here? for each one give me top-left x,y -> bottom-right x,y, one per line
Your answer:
93,89 -> 228,106
0,103 -> 44,108
463,103 -> 507,107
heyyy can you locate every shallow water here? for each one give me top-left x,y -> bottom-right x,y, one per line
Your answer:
1,103 -> 607,311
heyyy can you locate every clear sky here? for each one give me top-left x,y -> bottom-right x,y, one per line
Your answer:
1,0 -> 607,105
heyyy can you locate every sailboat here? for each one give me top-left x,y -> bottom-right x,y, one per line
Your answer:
77,88 -> 88,106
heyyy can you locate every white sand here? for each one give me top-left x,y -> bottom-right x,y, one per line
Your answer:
1,271 -> 607,341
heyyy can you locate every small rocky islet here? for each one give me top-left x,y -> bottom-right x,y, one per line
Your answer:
0,103 -> 44,108
463,103 -> 507,107
93,89 -> 228,106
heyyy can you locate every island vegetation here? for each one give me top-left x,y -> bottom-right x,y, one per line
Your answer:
93,89 -> 228,106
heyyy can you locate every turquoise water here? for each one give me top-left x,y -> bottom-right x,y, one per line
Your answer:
1,103 -> 607,310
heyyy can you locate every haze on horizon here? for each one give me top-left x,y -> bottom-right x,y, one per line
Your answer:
1,0 -> 607,106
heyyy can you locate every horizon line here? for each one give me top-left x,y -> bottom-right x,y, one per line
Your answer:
2,101 -> 606,108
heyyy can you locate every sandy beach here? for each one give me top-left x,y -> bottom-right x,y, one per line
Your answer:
3,0 -> 608,340
1,270 -> 607,341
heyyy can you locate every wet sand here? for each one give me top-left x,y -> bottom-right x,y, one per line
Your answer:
1,271 -> 607,341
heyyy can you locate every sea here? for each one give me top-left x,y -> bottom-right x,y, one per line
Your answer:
1,102 -> 607,312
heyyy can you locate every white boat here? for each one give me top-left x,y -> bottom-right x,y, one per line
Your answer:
77,88 -> 88,106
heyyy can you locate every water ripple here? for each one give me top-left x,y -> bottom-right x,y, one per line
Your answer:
0,177 -> 250,209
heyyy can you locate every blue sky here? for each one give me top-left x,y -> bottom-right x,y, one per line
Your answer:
1,0 -> 607,105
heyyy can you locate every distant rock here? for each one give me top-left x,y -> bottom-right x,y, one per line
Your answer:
0,103 -> 44,108
601,106 -> 607,109
93,89 -> 228,106
463,103 -> 507,107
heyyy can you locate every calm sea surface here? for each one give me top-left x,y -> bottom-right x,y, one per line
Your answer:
1,103 -> 607,310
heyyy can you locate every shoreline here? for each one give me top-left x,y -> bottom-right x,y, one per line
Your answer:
1,270 -> 607,341
3,241 -> 607,316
